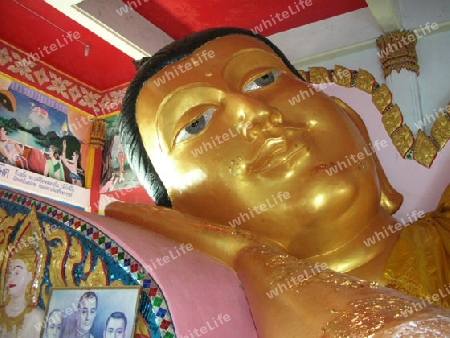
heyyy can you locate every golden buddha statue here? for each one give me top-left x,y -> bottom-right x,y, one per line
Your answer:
106,28 -> 450,336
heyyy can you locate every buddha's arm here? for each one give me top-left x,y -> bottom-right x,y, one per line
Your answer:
106,202 -> 450,337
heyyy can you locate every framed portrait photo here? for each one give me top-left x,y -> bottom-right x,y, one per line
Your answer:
41,286 -> 141,338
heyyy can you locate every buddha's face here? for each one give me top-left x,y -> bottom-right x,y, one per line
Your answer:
45,311 -> 62,338
77,295 -> 97,333
6,258 -> 32,298
135,35 -> 381,258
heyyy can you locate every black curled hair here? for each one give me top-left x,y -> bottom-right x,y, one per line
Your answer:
119,27 -> 304,207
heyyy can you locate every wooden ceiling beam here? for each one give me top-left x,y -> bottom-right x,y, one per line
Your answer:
365,0 -> 402,32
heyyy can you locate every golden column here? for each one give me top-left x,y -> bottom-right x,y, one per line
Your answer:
85,119 -> 106,190
376,31 -> 422,136
376,31 -> 440,167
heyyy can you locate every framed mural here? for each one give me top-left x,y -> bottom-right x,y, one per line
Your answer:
97,114 -> 144,210
100,114 -> 140,193
0,74 -> 90,209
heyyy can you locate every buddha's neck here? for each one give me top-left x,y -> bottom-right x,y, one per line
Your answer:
5,296 -> 27,317
303,210 -> 400,282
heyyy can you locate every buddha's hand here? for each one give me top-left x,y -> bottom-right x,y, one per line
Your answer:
105,202 -> 281,268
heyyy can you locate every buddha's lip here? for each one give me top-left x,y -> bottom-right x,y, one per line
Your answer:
247,133 -> 308,173
8,284 -> 16,288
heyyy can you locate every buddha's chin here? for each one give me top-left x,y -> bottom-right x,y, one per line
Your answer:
256,177 -> 379,254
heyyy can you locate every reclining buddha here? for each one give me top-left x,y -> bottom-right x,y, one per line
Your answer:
107,27 -> 450,336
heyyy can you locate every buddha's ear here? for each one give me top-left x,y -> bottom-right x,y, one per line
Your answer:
331,96 -> 403,214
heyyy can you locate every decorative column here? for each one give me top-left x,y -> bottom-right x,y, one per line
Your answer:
87,119 -> 106,213
376,31 -> 450,168
376,31 -> 422,135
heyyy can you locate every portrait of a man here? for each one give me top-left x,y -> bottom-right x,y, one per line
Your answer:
103,312 -> 127,338
44,287 -> 140,338
76,292 -> 98,338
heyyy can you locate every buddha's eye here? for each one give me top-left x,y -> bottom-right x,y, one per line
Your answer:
243,70 -> 281,92
175,107 -> 216,144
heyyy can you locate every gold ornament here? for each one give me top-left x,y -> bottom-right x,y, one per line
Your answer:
354,69 -> 375,94
413,130 -> 438,167
376,31 -> 419,78
301,67 -> 448,166
333,65 -> 352,87
431,112 -> 450,150
391,125 -> 414,157
372,84 -> 392,114
309,67 -> 331,84
382,105 -> 403,136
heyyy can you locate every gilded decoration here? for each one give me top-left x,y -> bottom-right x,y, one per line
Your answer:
354,69 -> 376,94
309,67 -> 331,84
372,84 -> 392,113
431,112 -> 450,149
300,66 -> 449,167
413,130 -> 438,167
333,65 -> 352,87
89,119 -> 107,149
0,189 -> 175,338
376,31 -> 420,78
381,104 -> 403,136
391,125 -> 414,158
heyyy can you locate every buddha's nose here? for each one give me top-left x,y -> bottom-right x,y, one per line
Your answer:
242,110 -> 284,142
226,94 -> 283,142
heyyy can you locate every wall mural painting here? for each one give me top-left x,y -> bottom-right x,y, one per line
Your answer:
0,76 -> 89,189
100,114 -> 140,194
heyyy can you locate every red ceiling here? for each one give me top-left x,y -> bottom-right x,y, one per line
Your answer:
0,0 -> 135,91
127,0 -> 368,39
0,0 -> 368,93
